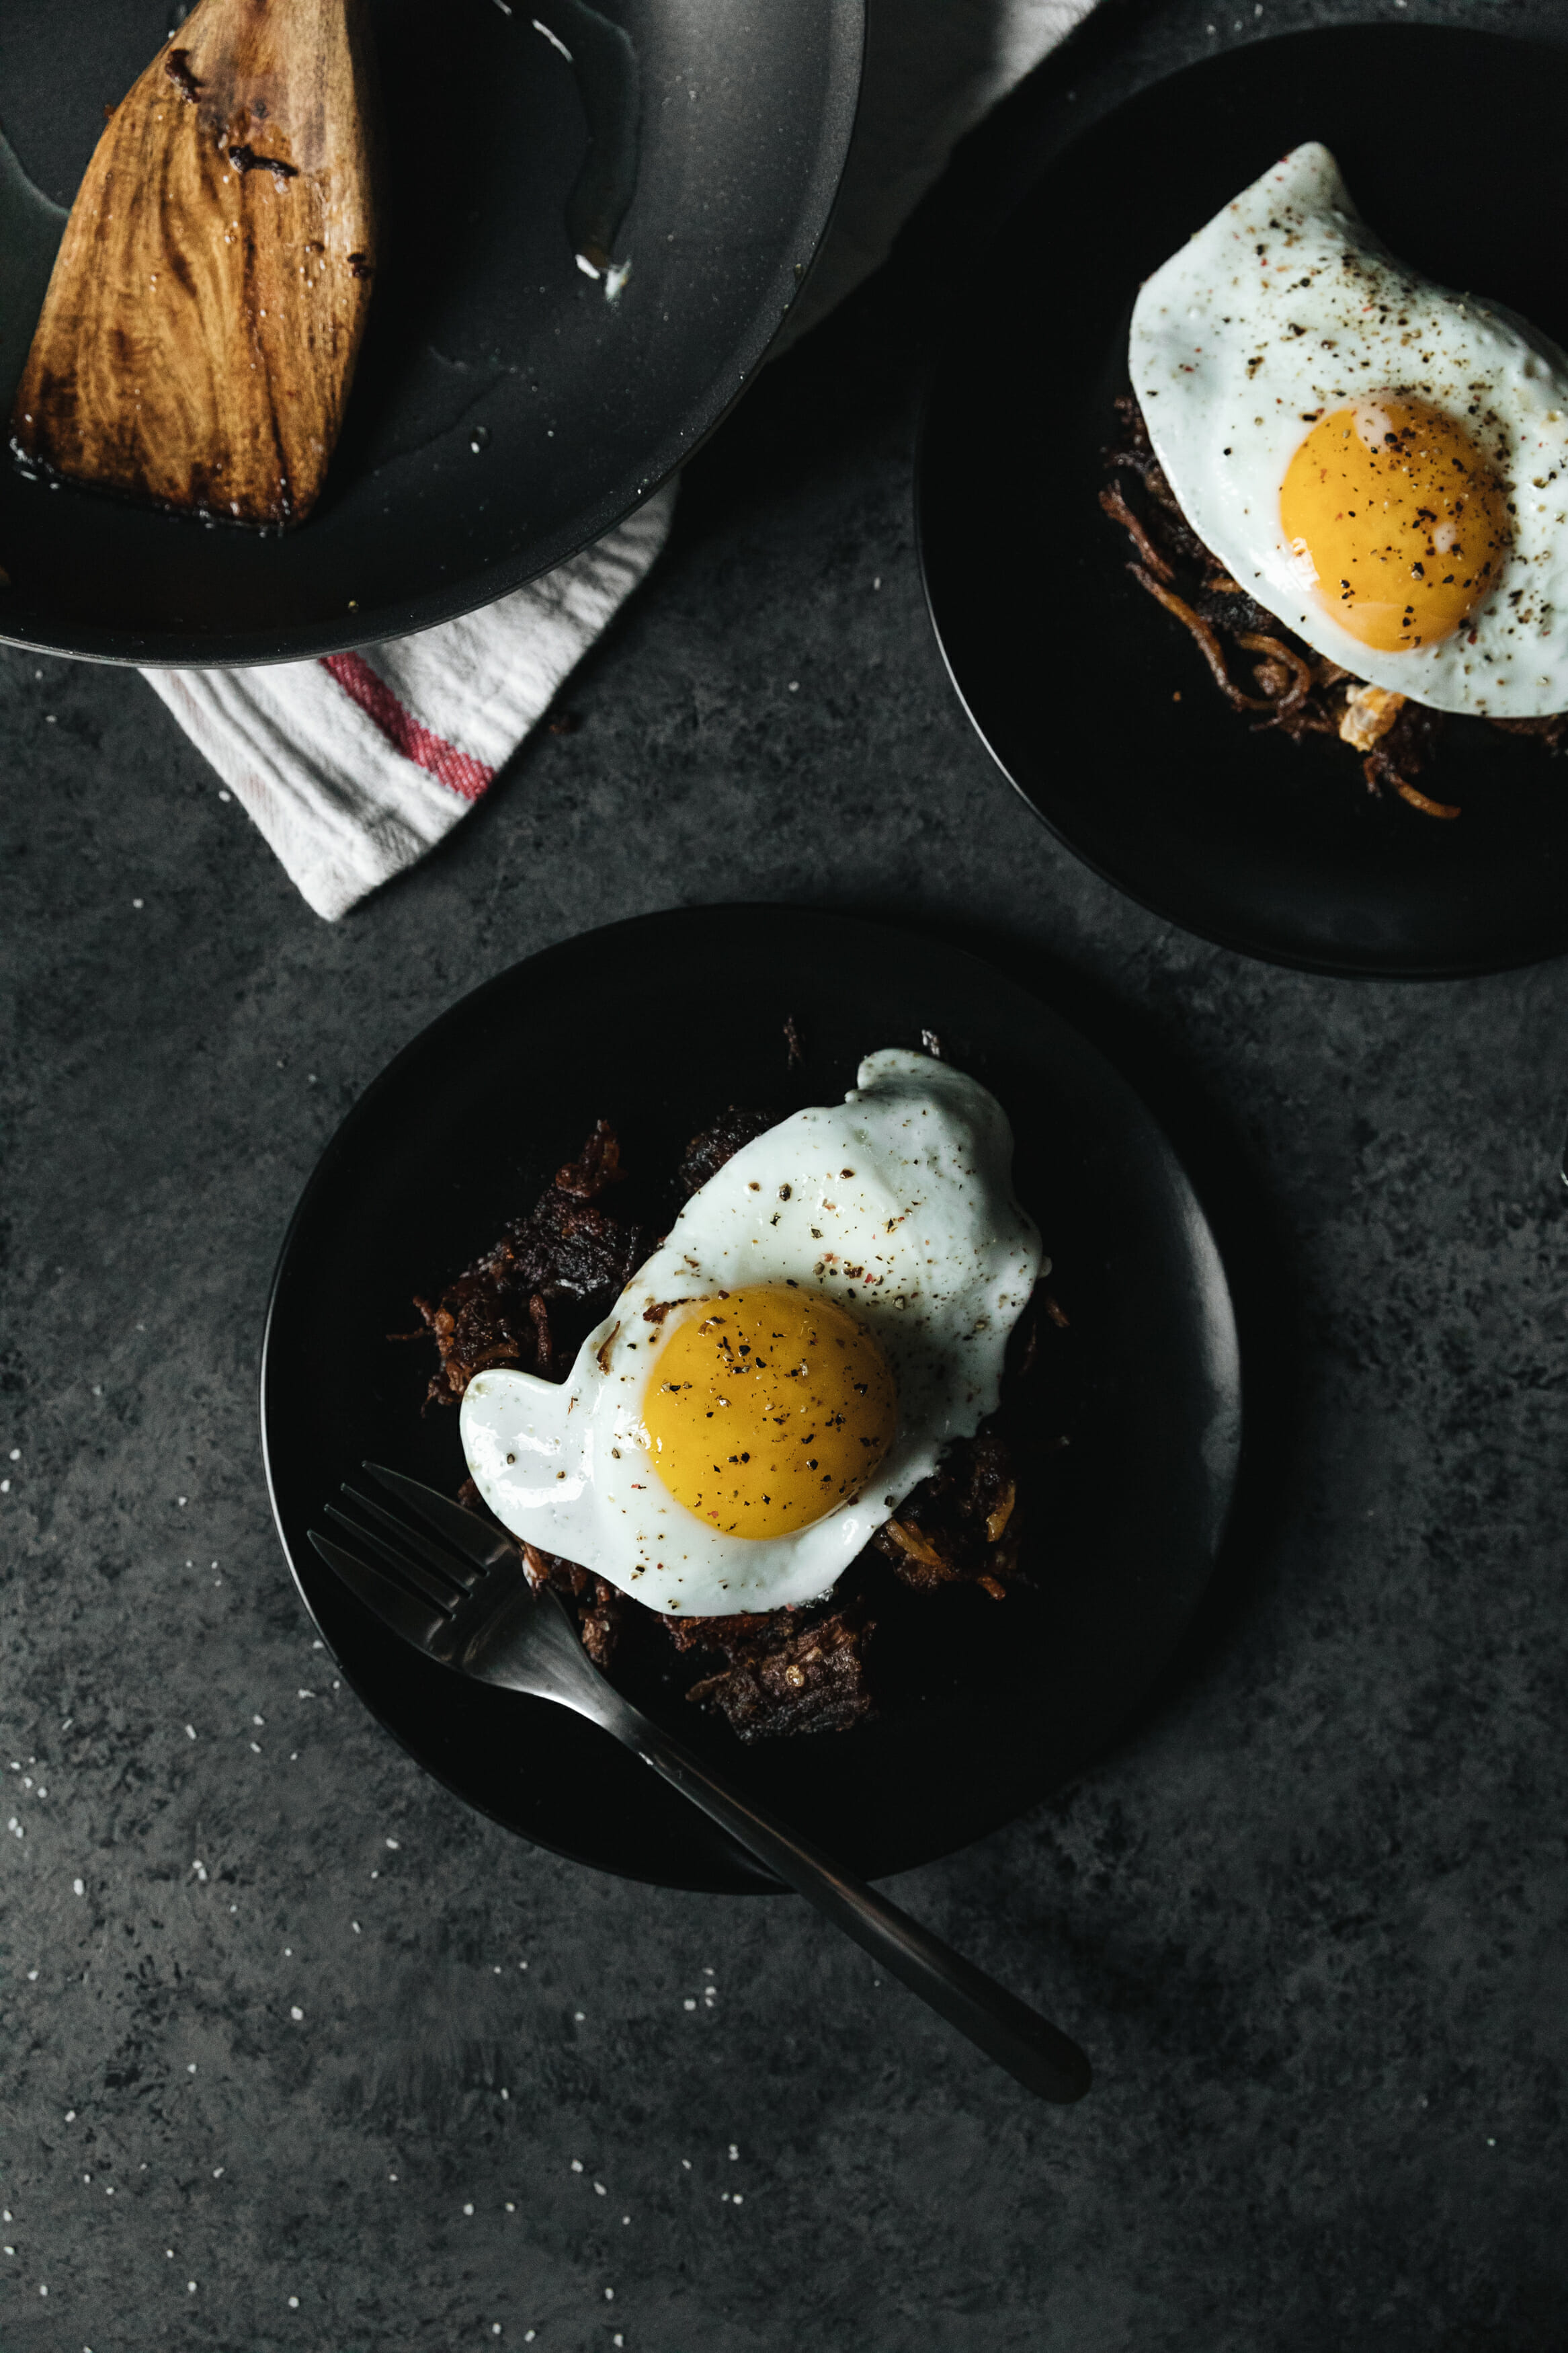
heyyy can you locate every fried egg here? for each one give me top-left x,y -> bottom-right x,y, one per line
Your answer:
460,1049 -> 1042,1616
1130,142 -> 1568,716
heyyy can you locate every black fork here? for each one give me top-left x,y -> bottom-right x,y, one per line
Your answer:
310,1466 -> 1093,2105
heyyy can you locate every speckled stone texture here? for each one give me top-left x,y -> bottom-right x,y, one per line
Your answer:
4,95 -> 1567,2353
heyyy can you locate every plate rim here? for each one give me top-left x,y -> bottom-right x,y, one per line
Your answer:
258,902 -> 1247,1890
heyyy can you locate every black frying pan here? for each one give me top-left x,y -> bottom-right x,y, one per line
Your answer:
0,0 -> 862,667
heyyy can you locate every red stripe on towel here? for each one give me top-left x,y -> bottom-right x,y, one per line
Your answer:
321,651 -> 494,803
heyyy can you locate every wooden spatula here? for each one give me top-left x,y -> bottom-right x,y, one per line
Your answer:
10,0 -> 378,531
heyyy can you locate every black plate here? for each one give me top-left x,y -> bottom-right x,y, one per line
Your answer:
261,906 -> 1243,1892
0,0 -> 860,667
918,3 -> 1568,977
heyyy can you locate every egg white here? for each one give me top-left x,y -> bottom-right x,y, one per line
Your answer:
460,1049 -> 1043,1617
1130,142 -> 1568,717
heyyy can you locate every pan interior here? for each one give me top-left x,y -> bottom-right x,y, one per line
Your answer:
0,0 -> 860,664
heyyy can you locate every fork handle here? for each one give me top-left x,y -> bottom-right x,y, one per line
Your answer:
614,1706 -> 1091,2104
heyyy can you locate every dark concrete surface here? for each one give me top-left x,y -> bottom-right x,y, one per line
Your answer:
4,98 -> 1568,2353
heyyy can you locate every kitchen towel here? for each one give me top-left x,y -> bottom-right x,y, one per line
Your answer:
143,0 -> 1093,920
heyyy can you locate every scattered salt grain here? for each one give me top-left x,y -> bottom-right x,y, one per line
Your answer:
288,2297 -> 298,2309
593,2182 -> 606,2196
571,2160 -> 583,2173
290,2007 -> 304,2022
384,1838 -> 399,1850
463,2203 -> 474,2216
73,1878 -> 83,1896
683,1999 -> 696,2011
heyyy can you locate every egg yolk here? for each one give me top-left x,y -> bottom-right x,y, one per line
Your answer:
1279,394 -> 1511,652
641,1285 -> 898,1540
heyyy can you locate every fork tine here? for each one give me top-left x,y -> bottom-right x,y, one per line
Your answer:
364,1462 -> 518,1570
339,1481 -> 484,1593
308,1529 -> 450,1651
323,1503 -> 461,1611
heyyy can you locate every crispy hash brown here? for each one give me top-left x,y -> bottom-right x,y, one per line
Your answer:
415,1113 -> 1066,1743
1102,392 -> 1568,820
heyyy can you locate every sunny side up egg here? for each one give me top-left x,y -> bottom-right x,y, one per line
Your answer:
460,1049 -> 1043,1617
1130,142 -> 1568,717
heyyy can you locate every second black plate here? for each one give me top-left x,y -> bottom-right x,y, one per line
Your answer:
261,908 -> 1243,1892
919,8 -> 1568,977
